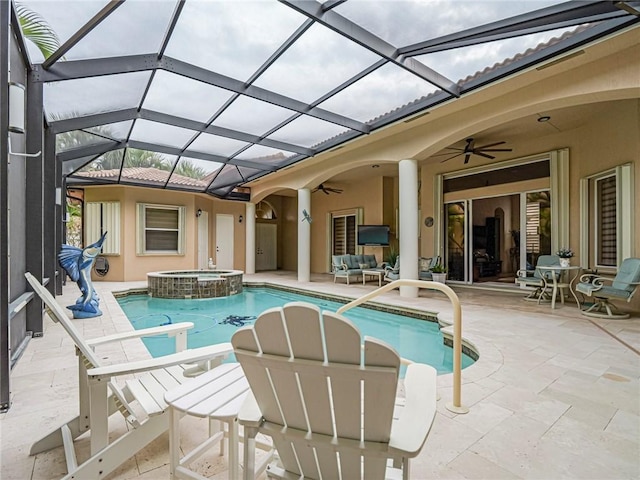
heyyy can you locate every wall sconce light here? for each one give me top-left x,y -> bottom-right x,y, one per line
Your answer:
239,215 -> 243,223
7,81 -> 41,158
196,208 -> 202,217
9,82 -> 25,134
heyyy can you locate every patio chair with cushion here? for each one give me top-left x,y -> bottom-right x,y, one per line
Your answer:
418,256 -> 441,281
233,302 -> 438,480
515,254 -> 561,303
575,257 -> 640,318
383,255 -> 400,282
24,272 -> 233,480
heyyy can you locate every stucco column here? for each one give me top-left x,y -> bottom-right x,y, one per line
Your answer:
245,202 -> 255,275
298,188 -> 311,283
399,159 -> 419,297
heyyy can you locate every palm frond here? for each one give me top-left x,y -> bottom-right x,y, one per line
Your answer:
16,3 -> 61,59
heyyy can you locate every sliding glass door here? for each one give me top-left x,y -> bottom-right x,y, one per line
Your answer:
445,201 -> 468,282
445,191 -> 552,285
522,191 -> 552,269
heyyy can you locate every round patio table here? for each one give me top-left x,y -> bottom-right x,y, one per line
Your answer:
537,265 -> 582,309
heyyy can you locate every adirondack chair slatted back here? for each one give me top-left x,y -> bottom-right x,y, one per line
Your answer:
25,273 -> 102,368
233,302 -> 401,480
25,273 -> 138,424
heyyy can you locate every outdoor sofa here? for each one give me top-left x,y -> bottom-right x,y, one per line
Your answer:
332,254 -> 385,284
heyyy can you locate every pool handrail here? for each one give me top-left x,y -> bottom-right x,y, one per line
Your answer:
336,279 -> 469,414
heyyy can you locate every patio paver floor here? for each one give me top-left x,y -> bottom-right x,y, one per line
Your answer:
1,271 -> 638,479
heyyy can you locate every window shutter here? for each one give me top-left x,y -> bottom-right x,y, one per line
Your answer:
85,202 -> 120,254
333,217 -> 345,255
597,176 -> 616,266
525,202 -> 540,254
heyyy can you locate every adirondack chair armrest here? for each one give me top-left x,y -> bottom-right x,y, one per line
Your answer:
388,363 -> 437,457
87,322 -> 195,346
238,390 -> 263,428
86,342 -> 233,381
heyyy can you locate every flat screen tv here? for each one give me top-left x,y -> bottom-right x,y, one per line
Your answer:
357,225 -> 390,246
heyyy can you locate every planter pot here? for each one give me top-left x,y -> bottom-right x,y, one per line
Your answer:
560,258 -> 571,267
432,273 -> 447,283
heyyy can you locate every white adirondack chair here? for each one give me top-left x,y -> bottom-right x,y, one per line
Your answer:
25,272 -> 233,479
233,302 -> 437,480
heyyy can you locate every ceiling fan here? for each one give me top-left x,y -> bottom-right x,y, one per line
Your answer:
312,183 -> 343,195
435,138 -> 513,164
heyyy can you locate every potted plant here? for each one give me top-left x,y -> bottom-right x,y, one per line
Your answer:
556,247 -> 574,267
386,245 -> 399,269
431,263 -> 447,283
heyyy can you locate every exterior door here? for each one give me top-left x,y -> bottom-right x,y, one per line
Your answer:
215,214 -> 234,269
256,223 -> 277,271
197,211 -> 209,269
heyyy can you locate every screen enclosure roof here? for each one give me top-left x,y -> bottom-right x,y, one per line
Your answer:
18,0 -> 640,200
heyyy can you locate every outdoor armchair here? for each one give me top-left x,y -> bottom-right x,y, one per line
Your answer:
24,272 -> 233,480
515,254 -> 561,303
576,257 -> 640,318
234,302 -> 437,479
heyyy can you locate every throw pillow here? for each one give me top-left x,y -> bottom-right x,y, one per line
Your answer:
420,257 -> 432,271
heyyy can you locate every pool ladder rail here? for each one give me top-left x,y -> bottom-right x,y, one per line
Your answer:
337,279 -> 469,414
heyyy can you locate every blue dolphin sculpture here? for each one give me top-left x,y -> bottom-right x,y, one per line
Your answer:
58,232 -> 107,319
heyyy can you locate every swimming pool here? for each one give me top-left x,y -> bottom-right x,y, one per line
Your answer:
117,286 -> 475,375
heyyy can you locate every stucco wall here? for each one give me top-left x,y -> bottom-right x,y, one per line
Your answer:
419,99 -> 639,266
84,186 -> 245,281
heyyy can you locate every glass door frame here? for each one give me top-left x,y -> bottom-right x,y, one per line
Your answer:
443,199 -> 471,284
435,150 -> 569,283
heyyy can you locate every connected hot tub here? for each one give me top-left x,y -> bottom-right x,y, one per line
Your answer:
147,270 -> 243,299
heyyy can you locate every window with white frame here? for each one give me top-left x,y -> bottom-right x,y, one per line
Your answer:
332,207 -> 367,256
137,203 -> 186,255
581,164 -> 633,268
332,214 -> 356,255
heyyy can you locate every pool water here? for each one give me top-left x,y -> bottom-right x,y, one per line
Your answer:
117,287 -> 475,375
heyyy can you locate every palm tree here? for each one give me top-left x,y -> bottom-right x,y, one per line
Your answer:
15,3 -> 61,59
174,160 -> 208,180
123,148 -> 171,170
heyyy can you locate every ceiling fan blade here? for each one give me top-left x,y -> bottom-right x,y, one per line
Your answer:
475,141 -> 505,149
440,152 -> 463,163
478,148 -> 512,152
328,188 -> 343,194
475,151 -> 495,159
432,148 -> 466,156
463,153 -> 472,164
322,189 -> 330,195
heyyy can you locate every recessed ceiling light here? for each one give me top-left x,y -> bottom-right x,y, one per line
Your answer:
372,164 -> 380,168
538,116 -> 551,122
